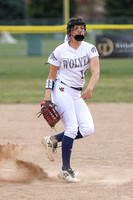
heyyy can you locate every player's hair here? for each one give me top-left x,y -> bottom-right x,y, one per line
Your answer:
67,17 -> 86,34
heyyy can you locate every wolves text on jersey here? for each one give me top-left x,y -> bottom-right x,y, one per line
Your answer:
63,56 -> 89,69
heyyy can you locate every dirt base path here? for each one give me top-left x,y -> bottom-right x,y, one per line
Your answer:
0,103 -> 133,200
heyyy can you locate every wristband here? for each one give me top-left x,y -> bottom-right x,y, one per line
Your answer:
45,79 -> 54,90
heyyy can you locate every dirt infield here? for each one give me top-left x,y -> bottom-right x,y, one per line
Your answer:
0,103 -> 133,200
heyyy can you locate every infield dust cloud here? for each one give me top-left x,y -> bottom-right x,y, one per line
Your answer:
0,143 -> 48,183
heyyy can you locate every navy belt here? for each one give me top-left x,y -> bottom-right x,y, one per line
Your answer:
61,81 -> 82,91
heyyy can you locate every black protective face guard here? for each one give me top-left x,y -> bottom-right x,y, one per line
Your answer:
74,35 -> 85,41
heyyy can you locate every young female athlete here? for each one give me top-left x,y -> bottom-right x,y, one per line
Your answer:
41,17 -> 100,183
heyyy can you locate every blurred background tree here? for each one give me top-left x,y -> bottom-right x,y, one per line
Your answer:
0,0 -> 25,20
104,0 -> 133,16
76,0 -> 105,23
0,0 -> 133,25
27,0 -> 77,18
77,0 -> 104,18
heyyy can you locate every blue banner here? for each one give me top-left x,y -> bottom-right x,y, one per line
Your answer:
96,35 -> 133,58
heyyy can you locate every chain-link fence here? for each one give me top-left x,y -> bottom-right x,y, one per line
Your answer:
0,17 -> 133,57
0,32 -> 66,57
0,17 -> 133,25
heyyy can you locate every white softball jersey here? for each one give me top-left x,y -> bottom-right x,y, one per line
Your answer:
47,41 -> 99,88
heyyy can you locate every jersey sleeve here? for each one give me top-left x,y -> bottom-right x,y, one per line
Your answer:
47,46 -> 60,67
89,44 -> 99,59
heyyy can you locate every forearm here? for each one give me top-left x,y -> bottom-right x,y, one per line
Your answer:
43,65 -> 58,100
44,89 -> 52,100
81,56 -> 100,100
87,71 -> 100,91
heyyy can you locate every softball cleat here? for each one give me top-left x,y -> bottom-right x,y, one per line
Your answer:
58,168 -> 80,183
41,136 -> 57,162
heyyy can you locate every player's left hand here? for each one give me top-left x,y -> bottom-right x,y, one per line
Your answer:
37,100 -> 61,128
81,88 -> 92,100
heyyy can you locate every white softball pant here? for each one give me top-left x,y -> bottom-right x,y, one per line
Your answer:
51,80 -> 94,139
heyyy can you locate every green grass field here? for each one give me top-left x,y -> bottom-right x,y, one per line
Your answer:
0,56 -> 133,103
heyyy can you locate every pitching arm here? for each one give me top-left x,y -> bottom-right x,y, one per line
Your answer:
81,56 -> 100,100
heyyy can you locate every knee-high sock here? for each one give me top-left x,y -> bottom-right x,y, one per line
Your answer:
54,131 -> 64,142
55,128 -> 83,142
62,135 -> 74,170
75,128 -> 83,139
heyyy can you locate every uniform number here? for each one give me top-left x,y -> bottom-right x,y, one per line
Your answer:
80,69 -> 88,79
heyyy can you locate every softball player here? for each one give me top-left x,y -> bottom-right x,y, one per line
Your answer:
41,17 -> 100,182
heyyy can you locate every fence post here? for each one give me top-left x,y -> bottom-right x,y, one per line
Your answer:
27,34 -> 42,56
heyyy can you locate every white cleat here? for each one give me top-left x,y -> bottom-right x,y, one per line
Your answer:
58,168 -> 80,183
41,136 -> 57,162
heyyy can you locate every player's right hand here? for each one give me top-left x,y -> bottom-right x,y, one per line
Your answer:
81,88 -> 92,100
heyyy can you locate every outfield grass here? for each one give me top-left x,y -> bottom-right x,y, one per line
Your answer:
0,56 -> 133,103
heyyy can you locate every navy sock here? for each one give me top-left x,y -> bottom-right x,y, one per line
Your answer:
62,135 -> 74,170
75,127 -> 83,139
54,128 -> 83,142
54,131 -> 64,142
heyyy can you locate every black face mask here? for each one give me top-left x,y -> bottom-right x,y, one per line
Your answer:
74,35 -> 84,41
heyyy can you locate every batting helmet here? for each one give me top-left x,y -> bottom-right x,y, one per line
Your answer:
67,17 -> 86,32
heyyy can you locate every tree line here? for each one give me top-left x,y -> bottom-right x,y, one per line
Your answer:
0,0 -> 133,21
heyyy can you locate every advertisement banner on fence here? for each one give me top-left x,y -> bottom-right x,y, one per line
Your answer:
96,35 -> 133,58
